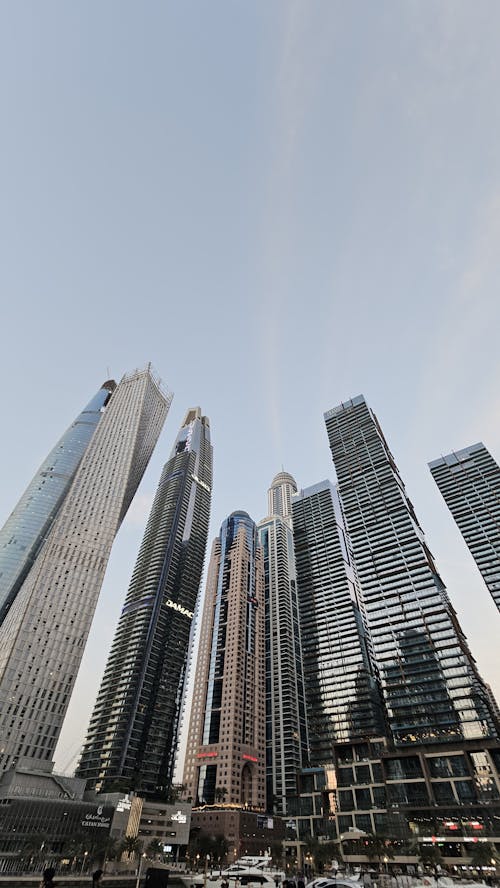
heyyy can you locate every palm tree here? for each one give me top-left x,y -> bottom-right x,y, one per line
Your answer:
19,834 -> 49,871
212,835 -> 229,865
365,835 -> 394,869
121,835 -> 143,859
419,845 -> 443,869
469,841 -> 499,873
215,786 -> 228,804
269,840 -> 284,869
165,783 -> 186,803
302,836 -> 320,873
59,832 -> 90,871
315,842 -> 338,874
147,839 -> 165,859
103,836 -> 119,863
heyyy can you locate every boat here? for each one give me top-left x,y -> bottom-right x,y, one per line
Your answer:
180,855 -> 287,888
306,878 -> 361,888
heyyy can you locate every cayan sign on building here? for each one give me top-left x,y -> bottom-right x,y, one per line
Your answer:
81,805 -> 112,829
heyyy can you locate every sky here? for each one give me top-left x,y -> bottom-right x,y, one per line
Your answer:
1,1 -> 500,775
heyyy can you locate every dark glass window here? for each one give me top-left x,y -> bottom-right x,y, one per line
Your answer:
298,819 -> 312,839
355,743 -> 370,760
338,748 -> 354,764
356,765 -> 371,784
338,815 -> 353,833
197,764 -> 217,805
373,813 -> 387,833
433,782 -> 455,803
337,767 -> 354,787
356,814 -> 372,833
428,756 -> 468,778
454,780 -> 476,802
299,796 -> 313,815
387,782 -> 429,805
338,789 -> 354,810
355,788 -> 372,809
372,786 -> 386,807
386,757 -> 423,780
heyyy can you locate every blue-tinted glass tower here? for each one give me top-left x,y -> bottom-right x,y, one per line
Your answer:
0,381 -> 115,626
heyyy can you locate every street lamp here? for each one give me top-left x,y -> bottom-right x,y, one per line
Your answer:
80,851 -> 88,874
135,851 -> 147,888
305,854 -> 312,878
204,854 -> 211,888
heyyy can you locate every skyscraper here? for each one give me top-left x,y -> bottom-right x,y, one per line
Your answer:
258,492 -> 308,816
77,408 -> 212,798
292,480 -> 383,765
267,471 -> 298,523
324,395 -> 499,745
0,380 -> 115,626
429,443 -> 500,613
0,365 -> 170,776
183,511 -> 266,810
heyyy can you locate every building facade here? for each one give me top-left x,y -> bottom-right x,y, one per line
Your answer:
130,799 -> 191,860
190,807 -> 284,862
257,511 -> 308,817
324,395 -> 499,746
267,472 -> 298,523
0,761 -> 120,876
77,408 -> 212,799
292,481 -> 384,766
0,380 -> 115,627
332,735 -> 500,869
183,512 -> 266,810
0,365 -> 171,776
429,443 -> 500,613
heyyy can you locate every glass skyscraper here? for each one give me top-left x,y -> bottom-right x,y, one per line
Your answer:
183,511 -> 266,810
292,480 -> 384,765
429,443 -> 500,613
324,395 -> 499,745
258,505 -> 308,816
77,408 -> 212,798
0,365 -> 170,776
0,380 -> 115,626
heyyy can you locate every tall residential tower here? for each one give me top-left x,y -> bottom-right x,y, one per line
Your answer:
429,443 -> 500,613
258,471 -> 308,816
0,366 -> 170,775
324,395 -> 498,745
0,380 -> 115,626
183,512 -> 266,810
77,408 -> 212,798
292,481 -> 383,764
268,472 -> 298,523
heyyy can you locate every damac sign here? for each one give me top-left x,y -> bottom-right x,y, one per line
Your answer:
81,805 -> 112,829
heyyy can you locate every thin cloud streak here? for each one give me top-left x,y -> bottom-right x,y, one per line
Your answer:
410,188 -> 500,460
256,2 -> 338,460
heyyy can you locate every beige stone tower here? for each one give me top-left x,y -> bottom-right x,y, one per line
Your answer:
183,511 -> 265,810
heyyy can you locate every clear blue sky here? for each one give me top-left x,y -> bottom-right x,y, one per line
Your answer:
1,2 -> 499,773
